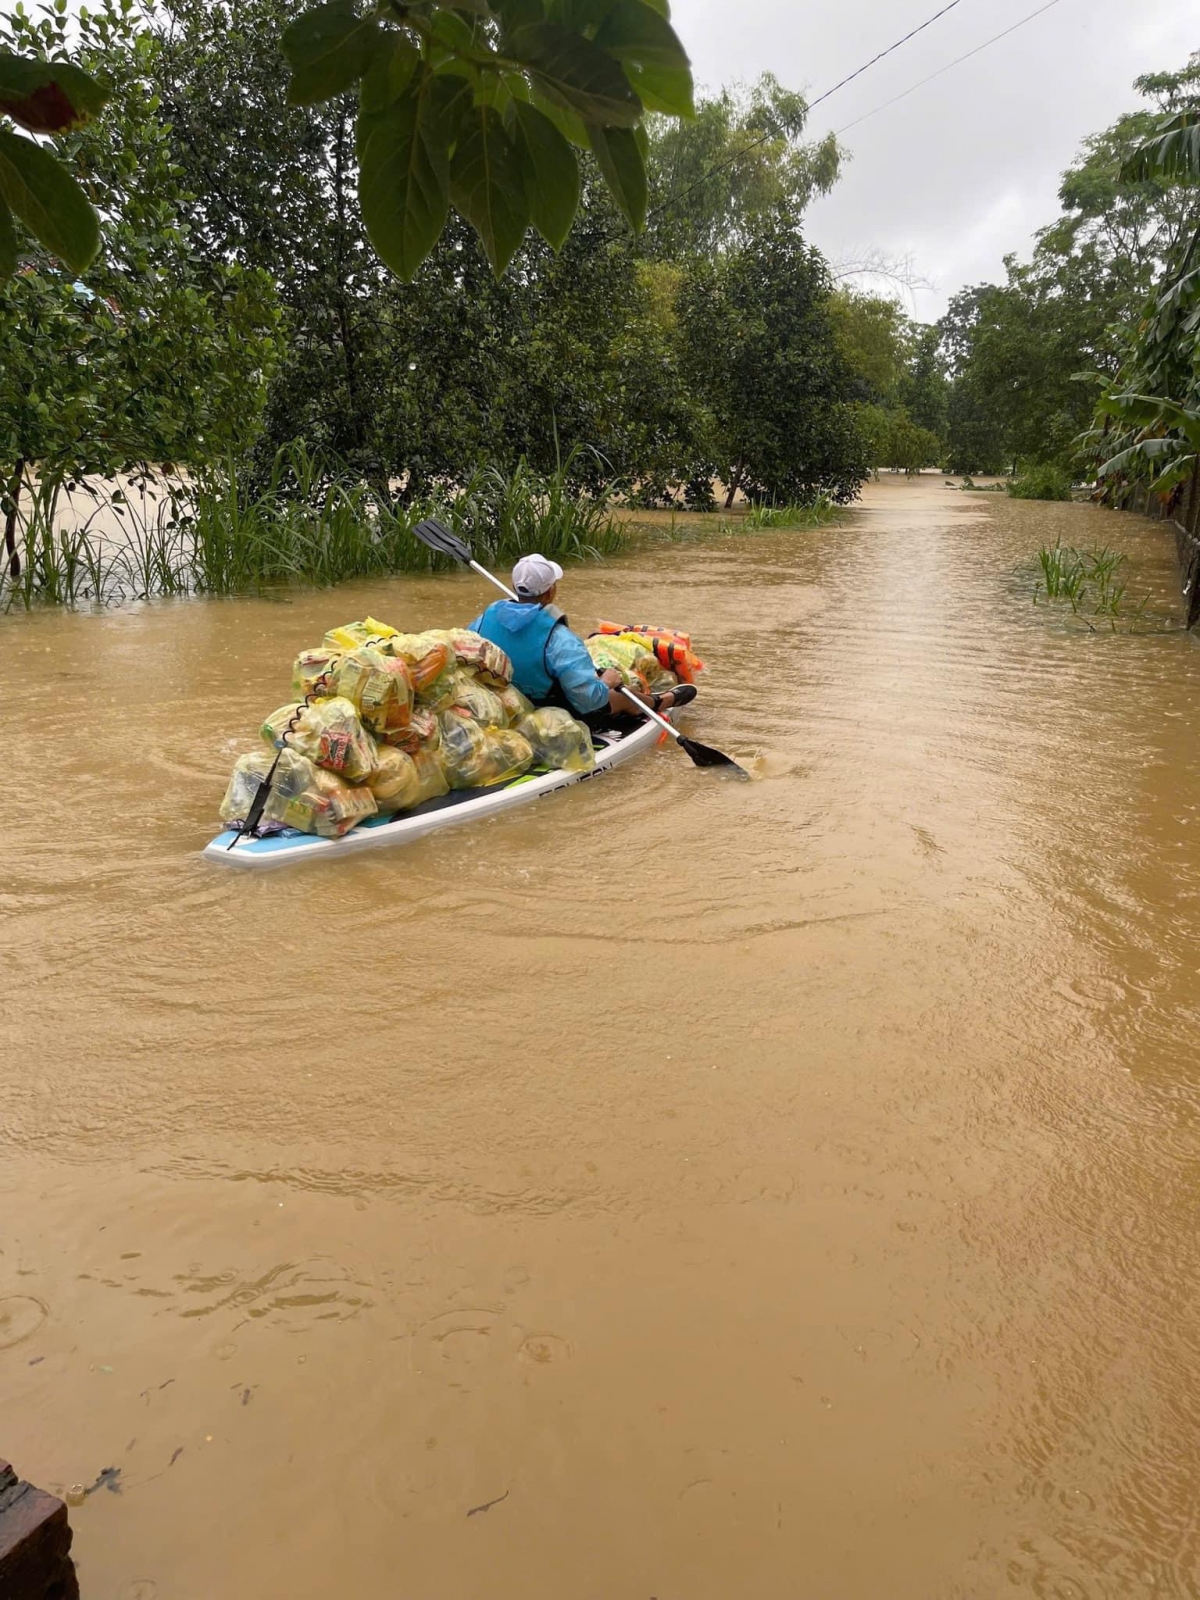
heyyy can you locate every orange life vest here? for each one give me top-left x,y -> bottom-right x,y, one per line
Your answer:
593,621 -> 705,683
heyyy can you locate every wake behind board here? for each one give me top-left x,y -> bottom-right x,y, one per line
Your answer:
204,716 -> 662,869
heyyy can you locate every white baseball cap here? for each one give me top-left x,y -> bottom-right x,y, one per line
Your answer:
512,553 -> 564,599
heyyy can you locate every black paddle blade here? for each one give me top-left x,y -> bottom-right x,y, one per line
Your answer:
413,517 -> 472,566
678,734 -> 751,779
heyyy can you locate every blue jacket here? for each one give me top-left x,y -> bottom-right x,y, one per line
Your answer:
470,600 -> 609,714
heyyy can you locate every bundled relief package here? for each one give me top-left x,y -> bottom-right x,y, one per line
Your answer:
389,631 -> 458,703
367,744 -> 449,813
330,647 -> 413,737
445,629 -> 512,689
220,747 -> 376,838
323,616 -> 398,652
438,712 -> 533,790
497,683 -> 534,725
293,648 -> 343,699
516,707 -> 595,773
261,695 -> 377,783
381,705 -> 441,755
447,670 -> 507,729
219,747 -> 314,830
585,635 -> 658,694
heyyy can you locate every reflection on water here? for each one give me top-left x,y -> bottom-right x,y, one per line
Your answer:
2,479 -> 1200,1598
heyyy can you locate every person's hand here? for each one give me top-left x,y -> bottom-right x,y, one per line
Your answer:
600,668 -> 624,689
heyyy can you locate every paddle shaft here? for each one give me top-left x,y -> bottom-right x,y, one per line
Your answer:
469,560 -> 684,742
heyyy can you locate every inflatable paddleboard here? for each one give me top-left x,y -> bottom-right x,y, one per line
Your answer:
204,716 -> 662,869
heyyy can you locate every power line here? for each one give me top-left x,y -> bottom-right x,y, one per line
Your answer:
648,0 -> 971,221
835,0 -> 1067,135
807,0 -> 969,113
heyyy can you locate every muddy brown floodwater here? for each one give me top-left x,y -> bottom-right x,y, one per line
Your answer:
3,477 -> 1200,1598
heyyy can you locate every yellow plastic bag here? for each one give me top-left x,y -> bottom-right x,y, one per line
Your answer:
410,746 -> 450,806
331,647 -> 413,736
292,648 -> 343,699
278,766 -> 378,838
585,635 -> 657,692
368,738 -> 450,814
497,683 -> 535,725
389,632 -> 457,701
322,617 -> 399,651
219,747 -> 316,829
447,670 -> 507,728
516,707 -> 596,773
438,712 -> 533,789
381,706 -> 440,754
447,629 -> 512,689
261,696 -> 378,783
367,746 -> 423,814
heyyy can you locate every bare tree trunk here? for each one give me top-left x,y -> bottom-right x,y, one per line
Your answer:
724,458 -> 745,511
3,459 -> 25,581
333,104 -> 366,458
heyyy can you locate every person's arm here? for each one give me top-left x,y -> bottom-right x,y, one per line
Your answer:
545,626 -> 610,714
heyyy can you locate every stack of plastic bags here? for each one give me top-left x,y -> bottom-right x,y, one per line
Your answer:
219,616 -> 597,841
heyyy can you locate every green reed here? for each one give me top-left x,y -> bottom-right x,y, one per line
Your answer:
742,496 -> 837,530
1,443 -> 630,610
1033,542 -> 1149,628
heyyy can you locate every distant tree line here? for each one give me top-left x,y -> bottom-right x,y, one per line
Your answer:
1,0 -> 934,537
936,55 -> 1200,482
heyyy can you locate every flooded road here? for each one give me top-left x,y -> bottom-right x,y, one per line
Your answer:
3,477 -> 1200,1598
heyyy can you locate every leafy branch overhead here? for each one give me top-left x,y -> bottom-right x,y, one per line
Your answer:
282,0 -> 694,279
0,53 -> 110,274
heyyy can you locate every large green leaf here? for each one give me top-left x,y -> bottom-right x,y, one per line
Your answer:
357,72 -> 453,280
528,83 -> 591,148
513,100 -> 579,248
283,2 -> 380,106
594,2 -> 692,116
506,23 -> 642,126
0,127 -> 99,272
0,53 -> 109,133
1122,111 -> 1200,184
360,36 -> 420,114
0,197 -> 15,276
587,122 -> 646,228
448,101 -> 530,275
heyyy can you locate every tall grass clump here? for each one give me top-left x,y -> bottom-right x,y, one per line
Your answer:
741,495 -> 837,530
1,442 -> 628,610
452,445 -> 626,564
1033,541 -> 1148,627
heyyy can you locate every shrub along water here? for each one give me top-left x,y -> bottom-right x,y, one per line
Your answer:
1,445 -> 627,610
1009,465 -> 1075,502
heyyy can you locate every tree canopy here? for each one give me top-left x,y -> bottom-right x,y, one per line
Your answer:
939,53 -> 1200,478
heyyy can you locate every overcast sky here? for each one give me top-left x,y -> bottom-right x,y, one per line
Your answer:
676,0 -> 1200,321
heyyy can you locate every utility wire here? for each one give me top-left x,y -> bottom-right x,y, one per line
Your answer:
835,0 -> 1067,134
807,0 -> 969,114
648,0 -> 971,222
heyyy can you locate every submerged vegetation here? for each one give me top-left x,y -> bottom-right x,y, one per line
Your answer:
1033,542 -> 1149,627
0,448 -> 626,610
741,498 -> 836,530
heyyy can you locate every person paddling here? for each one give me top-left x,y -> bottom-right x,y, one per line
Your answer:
469,553 -> 697,730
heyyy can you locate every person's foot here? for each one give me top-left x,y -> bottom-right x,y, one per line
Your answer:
653,684 -> 697,713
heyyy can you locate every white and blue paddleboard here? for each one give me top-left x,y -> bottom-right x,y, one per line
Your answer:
204,717 -> 663,870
